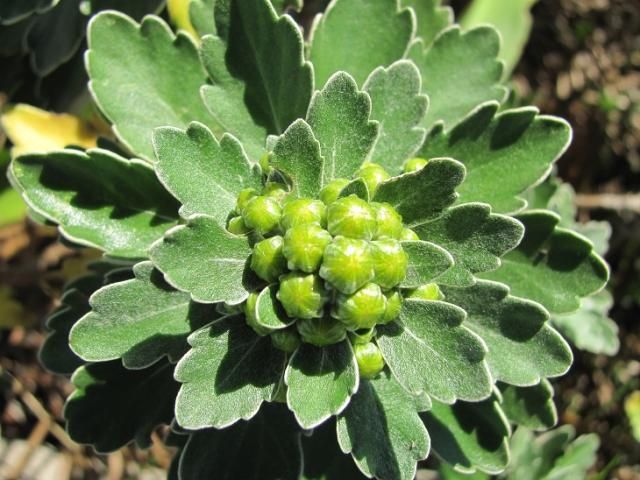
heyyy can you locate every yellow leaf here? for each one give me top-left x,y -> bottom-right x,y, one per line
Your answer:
1,104 -> 98,157
625,391 -> 640,442
167,0 -> 199,42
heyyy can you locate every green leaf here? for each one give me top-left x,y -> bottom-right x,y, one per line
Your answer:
441,280 -> 572,386
408,27 -> 506,132
256,284 -> 295,330
174,317 -> 286,429
11,149 -> 180,258
336,371 -> 430,480
551,289 -> 619,355
363,60 -> 428,171
414,203 -> 524,287
377,299 -> 492,403
0,187 -> 27,226
339,178 -> 369,202
150,215 -> 252,304
461,0 -> 537,77
178,403 -> 303,480
271,119 -> 324,198
0,0 -> 55,24
69,262 -> 218,369
306,72 -> 378,184
422,398 -> 510,474
189,0 -> 217,37
286,341 -> 359,429
153,122 -> 261,224
546,433 -> 599,480
420,103 -> 572,213
90,0 -> 165,20
400,240 -> 453,288
271,0 -> 303,13
499,380 -> 558,431
309,0 -> 414,87
87,12 -> 214,161
481,210 -> 610,314
224,0 -> 312,134
373,158 -> 465,227
200,34 -> 268,160
65,360 -> 178,453
401,0 -> 452,46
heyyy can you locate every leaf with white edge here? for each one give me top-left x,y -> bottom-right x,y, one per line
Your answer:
70,262 -> 218,369
225,0 -> 312,134
339,178 -> 369,202
420,103 -> 572,213
200,35 -> 268,160
414,203 -> 524,287
150,215 -> 252,304
551,289 -> 619,355
546,433 -> 599,480
377,299 -> 492,403
309,0 -> 414,87
286,341 -> 359,429
481,210 -> 610,314
401,0 -> 452,46
175,317 -> 286,429
441,280 -> 572,386
336,371 -> 430,480
271,119 -> 325,198
408,26 -> 506,133
306,72 -> 378,184
153,122 -> 261,224
189,0 -> 216,38
499,379 -> 558,431
87,13 -> 215,161
10,149 -> 180,259
178,403 -> 303,480
0,0 -> 55,24
65,360 -> 178,453
256,285 -> 295,330
422,398 -> 510,475
363,60 -> 428,171
400,240 -> 453,288
373,158 -> 465,227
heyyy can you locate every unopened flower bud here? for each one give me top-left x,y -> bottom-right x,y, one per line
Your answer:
281,198 -> 327,230
319,237 -> 374,294
371,239 -> 408,289
407,283 -> 444,301
244,292 -> 271,336
381,290 -> 402,324
242,195 -> 282,235
319,178 -> 350,205
354,342 -> 385,379
296,315 -> 347,347
283,224 -> 332,272
227,216 -> 251,236
263,182 -> 289,203
403,157 -> 428,173
371,202 -> 403,239
333,283 -> 386,330
277,273 -> 328,319
270,328 -> 301,353
250,236 -> 287,282
349,327 -> 377,346
399,228 -> 420,241
356,163 -> 390,195
327,195 -> 377,240
236,188 -> 257,213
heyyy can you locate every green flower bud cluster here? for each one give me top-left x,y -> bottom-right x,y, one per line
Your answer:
231,162 -> 433,380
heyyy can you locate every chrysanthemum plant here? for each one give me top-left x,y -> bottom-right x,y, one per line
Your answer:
9,0 -> 610,478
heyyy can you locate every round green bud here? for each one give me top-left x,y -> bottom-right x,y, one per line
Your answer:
277,273 -> 328,319
263,182 -> 289,203
326,195 -> 377,240
283,224 -> 332,273
236,188 -> 257,213
271,328 -> 301,353
403,157 -> 428,173
259,152 -> 271,174
356,163 -> 390,195
407,283 -> 444,301
349,327 -> 377,346
296,315 -> 347,347
319,237 -> 375,294
244,292 -> 271,336
319,178 -> 350,205
354,342 -> 385,379
381,290 -> 402,324
227,216 -> 251,236
281,198 -> 327,230
371,239 -> 408,289
333,283 -> 386,330
399,228 -> 420,241
250,236 -> 287,283
371,202 -> 403,239
242,195 -> 282,235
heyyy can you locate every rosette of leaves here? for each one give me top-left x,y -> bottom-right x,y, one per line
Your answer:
9,0 -> 610,478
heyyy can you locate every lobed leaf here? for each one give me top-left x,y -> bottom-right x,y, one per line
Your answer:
420,103 -> 572,213
499,380 -> 558,431
400,240 -> 453,288
309,0 -> 414,87
174,317 -> 286,429
414,203 -> 524,287
150,215 -> 252,304
0,0 -> 55,24
189,0 -> 217,38
401,0 -> 452,46
256,284 -> 295,330
10,148 -> 180,258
